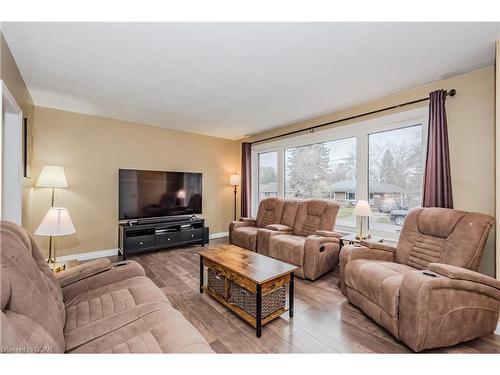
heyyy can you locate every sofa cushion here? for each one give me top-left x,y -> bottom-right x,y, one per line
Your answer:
345,259 -> 415,338
345,259 -> 414,318
268,234 -> 306,267
280,199 -> 301,228
69,307 -> 213,353
293,199 -> 340,237
417,208 -> 465,238
63,276 -> 170,351
231,226 -> 258,251
255,197 -> 284,228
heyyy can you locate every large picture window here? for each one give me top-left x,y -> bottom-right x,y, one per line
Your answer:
251,108 -> 427,238
368,125 -> 423,233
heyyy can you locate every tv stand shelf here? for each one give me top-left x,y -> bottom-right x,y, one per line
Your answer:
118,217 -> 209,260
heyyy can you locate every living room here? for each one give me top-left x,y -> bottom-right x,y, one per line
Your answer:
1,1 -> 500,373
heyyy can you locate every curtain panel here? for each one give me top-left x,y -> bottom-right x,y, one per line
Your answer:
241,142 -> 252,217
422,89 -> 453,208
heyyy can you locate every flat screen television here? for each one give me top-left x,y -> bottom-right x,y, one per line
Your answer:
119,169 -> 202,220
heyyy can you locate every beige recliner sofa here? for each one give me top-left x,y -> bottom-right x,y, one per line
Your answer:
340,207 -> 499,352
229,198 -> 341,280
0,221 -> 213,353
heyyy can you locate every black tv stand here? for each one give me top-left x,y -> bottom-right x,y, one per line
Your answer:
118,217 -> 209,260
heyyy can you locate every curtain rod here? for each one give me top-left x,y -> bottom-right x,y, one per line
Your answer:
250,89 -> 456,146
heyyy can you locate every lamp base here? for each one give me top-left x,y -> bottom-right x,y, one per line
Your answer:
48,261 -> 65,273
355,233 -> 371,240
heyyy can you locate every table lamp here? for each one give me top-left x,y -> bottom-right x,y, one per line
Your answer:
35,207 -> 76,272
36,165 -> 68,264
36,165 -> 68,205
353,200 -> 372,240
229,174 -> 241,221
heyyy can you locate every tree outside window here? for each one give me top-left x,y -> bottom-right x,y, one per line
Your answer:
285,137 -> 357,228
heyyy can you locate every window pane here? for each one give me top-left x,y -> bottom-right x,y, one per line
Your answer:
258,151 -> 278,203
368,125 -> 423,234
285,137 -> 357,228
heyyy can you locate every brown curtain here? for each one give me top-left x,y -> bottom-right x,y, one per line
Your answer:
422,90 -> 453,208
241,142 -> 252,217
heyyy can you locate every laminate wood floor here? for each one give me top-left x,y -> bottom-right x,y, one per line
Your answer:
117,238 -> 500,353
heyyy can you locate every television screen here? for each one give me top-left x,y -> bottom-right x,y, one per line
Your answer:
119,169 -> 202,220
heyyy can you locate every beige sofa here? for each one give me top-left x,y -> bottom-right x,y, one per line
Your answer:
229,198 -> 341,280
340,207 -> 499,352
0,221 -> 213,353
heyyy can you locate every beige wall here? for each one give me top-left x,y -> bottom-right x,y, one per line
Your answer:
241,67 -> 496,276
25,107 -> 238,257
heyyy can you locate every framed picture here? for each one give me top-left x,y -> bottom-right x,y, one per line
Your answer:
22,117 -> 33,178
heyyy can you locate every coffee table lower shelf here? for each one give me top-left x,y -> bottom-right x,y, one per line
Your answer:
204,286 -> 288,329
199,252 -> 295,338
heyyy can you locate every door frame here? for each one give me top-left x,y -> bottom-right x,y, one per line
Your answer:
1,80 -> 24,224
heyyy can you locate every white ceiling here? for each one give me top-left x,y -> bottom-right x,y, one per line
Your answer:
2,22 -> 500,140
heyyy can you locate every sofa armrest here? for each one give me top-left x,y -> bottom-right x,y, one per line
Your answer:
428,263 -> 500,290
240,217 -> 257,225
339,244 -> 396,294
399,269 -> 500,351
265,224 -> 292,232
229,220 -> 256,243
55,258 -> 112,287
61,260 -> 146,302
314,230 -> 342,238
231,220 -> 255,229
359,239 -> 397,253
303,234 -> 341,281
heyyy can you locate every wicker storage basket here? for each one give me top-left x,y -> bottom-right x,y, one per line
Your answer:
207,268 -> 226,297
229,281 -> 286,319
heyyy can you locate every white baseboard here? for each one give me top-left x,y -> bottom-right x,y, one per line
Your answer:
57,249 -> 119,263
209,231 -> 228,239
56,232 -> 229,263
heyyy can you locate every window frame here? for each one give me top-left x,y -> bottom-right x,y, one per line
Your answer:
251,107 -> 428,239
345,192 -> 356,201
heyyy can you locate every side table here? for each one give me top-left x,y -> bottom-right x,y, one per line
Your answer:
339,233 -> 384,249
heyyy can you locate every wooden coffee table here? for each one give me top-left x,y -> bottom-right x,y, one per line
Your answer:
199,245 -> 297,337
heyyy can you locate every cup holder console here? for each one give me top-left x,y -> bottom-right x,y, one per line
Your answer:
112,261 -> 129,268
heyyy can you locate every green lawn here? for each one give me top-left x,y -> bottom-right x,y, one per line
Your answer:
338,207 -> 354,218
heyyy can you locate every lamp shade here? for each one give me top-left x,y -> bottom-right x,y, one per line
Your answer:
229,174 -> 241,186
35,207 -> 76,236
353,200 -> 372,217
36,166 -> 68,188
